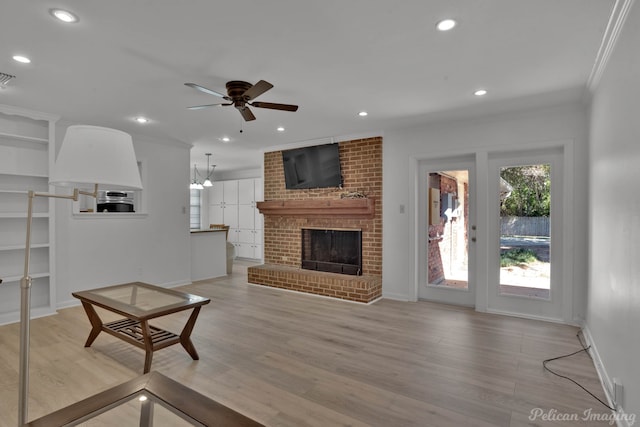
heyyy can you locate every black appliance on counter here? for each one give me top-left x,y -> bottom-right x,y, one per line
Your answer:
97,191 -> 135,212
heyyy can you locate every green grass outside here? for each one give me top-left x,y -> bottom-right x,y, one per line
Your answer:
500,248 -> 539,267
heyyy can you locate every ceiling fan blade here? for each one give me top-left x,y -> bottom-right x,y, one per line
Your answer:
243,80 -> 274,100
184,82 -> 228,99
187,103 -> 232,110
251,101 -> 299,112
239,107 -> 256,121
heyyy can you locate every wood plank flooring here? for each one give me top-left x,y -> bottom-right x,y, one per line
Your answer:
0,261 -> 612,426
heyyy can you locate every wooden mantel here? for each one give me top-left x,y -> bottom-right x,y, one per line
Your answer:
257,198 -> 375,219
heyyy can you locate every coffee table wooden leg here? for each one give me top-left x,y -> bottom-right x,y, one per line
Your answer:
81,301 -> 104,347
140,320 -> 154,374
179,307 -> 202,360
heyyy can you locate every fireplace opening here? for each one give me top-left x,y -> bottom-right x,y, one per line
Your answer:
301,228 -> 362,276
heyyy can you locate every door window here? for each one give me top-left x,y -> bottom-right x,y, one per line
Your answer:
498,164 -> 551,299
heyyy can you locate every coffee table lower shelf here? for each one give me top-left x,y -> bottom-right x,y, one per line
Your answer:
104,319 -> 181,351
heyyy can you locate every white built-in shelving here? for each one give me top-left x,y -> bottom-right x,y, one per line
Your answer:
208,178 -> 263,260
0,104 -> 59,325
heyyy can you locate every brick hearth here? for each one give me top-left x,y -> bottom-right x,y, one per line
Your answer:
248,264 -> 382,303
248,137 -> 383,303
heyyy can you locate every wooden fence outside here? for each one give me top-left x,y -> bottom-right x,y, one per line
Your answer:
500,216 -> 550,236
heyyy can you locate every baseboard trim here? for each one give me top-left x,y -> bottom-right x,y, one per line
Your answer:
581,326 -> 635,427
485,308 -> 568,324
164,279 -> 193,288
0,307 -> 57,326
381,292 -> 411,302
581,326 -> 614,398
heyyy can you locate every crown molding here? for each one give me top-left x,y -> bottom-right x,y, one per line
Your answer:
0,103 -> 60,122
586,0 -> 636,93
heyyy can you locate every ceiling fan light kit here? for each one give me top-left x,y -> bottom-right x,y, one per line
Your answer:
185,79 -> 298,122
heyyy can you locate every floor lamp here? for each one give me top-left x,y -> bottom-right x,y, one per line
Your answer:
16,125 -> 143,426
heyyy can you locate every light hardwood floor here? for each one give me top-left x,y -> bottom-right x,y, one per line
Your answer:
0,261 -> 612,426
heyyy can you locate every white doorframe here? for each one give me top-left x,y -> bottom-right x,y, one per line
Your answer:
409,140 -> 576,323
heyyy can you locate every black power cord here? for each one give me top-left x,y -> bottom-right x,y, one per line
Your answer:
542,330 -> 616,411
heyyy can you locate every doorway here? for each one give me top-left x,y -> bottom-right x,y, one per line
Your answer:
414,145 -> 571,322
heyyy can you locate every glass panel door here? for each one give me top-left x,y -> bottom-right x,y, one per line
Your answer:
418,157 -> 475,306
487,149 -> 563,320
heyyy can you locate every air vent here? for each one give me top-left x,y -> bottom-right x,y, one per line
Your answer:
0,72 -> 16,87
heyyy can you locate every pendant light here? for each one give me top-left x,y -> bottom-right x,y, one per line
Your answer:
202,153 -> 214,187
189,163 -> 204,190
188,153 -> 215,190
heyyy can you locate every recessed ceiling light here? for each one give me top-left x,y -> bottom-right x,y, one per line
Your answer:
13,55 -> 31,64
276,126 -> 285,132
358,111 -> 368,117
134,116 -> 149,124
474,89 -> 488,96
50,8 -> 78,23
220,136 -> 231,143
436,19 -> 457,31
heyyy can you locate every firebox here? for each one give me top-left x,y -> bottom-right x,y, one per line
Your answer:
301,228 -> 362,276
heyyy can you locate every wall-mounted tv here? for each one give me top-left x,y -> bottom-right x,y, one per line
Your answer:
282,143 -> 343,189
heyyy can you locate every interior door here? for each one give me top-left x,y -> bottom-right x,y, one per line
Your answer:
418,157 -> 476,306
487,148 -> 564,320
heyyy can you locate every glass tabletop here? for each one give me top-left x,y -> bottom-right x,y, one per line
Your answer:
92,284 -> 188,311
72,282 -> 210,319
26,373 -> 262,427
72,391 -> 204,427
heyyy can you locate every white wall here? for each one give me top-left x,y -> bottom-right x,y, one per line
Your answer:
382,102 -> 589,321
55,126 -> 192,307
587,1 -> 640,418
215,167 -> 262,181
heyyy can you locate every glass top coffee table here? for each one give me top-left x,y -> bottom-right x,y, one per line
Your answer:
26,372 -> 263,426
72,282 -> 210,373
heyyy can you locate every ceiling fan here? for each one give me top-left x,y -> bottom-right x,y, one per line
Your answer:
184,80 -> 298,121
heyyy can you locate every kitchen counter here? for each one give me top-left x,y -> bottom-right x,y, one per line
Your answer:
190,229 -> 227,280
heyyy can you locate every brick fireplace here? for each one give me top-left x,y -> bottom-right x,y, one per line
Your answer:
248,137 -> 382,303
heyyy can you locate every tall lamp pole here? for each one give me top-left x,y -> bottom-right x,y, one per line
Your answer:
4,125 -> 143,426
19,187 -> 97,425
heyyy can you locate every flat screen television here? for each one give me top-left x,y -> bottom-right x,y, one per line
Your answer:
282,143 -> 343,189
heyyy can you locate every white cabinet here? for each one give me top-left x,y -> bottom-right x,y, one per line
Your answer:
224,180 -> 238,205
0,104 -> 58,325
207,178 -> 263,260
234,228 -> 263,259
209,181 -> 224,205
238,178 -> 255,205
234,178 -> 263,260
208,180 -> 239,228
238,204 -> 255,229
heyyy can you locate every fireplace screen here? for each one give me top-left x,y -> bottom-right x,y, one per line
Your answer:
301,228 -> 362,276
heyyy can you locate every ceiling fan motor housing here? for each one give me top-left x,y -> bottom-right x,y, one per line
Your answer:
226,81 -> 253,99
